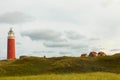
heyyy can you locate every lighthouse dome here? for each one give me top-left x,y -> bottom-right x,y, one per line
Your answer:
8,28 -> 15,38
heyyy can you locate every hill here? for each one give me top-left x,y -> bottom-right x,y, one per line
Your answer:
0,54 -> 120,76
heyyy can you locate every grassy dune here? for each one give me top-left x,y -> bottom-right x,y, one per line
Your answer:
0,54 -> 120,76
0,72 -> 120,80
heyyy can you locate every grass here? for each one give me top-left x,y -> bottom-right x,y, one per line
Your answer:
0,54 -> 120,76
0,72 -> 120,80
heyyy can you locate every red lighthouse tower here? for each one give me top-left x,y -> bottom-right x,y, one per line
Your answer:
7,28 -> 16,59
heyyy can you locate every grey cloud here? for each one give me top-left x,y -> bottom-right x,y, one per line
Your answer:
0,11 -> 34,24
21,29 -> 105,54
65,31 -> 85,40
59,52 -> 72,55
90,47 -> 105,52
44,42 -> 89,53
71,44 -> 90,53
44,42 -> 71,48
16,42 -> 22,45
70,44 -> 90,54
89,38 -> 100,41
32,51 -> 54,53
21,30 -> 65,41
110,49 -> 120,52
71,44 -> 89,50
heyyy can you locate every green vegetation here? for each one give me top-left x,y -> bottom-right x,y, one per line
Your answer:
0,54 -> 120,76
0,72 -> 120,80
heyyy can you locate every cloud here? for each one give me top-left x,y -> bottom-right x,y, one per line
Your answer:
0,11 -> 34,24
46,9 -> 80,24
101,0 -> 113,7
21,30 -> 66,41
65,31 -> 86,40
32,51 -> 54,54
16,42 -> 22,45
71,44 -> 89,50
89,38 -> 100,41
90,47 -> 105,52
59,52 -> 72,55
110,49 -> 120,52
43,42 -> 71,48
21,29 -> 101,54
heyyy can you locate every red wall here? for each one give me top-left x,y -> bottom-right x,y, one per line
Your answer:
7,38 -> 15,59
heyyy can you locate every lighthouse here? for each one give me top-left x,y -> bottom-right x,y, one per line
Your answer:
7,28 -> 16,59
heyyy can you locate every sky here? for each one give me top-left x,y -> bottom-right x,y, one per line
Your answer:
0,0 -> 120,59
